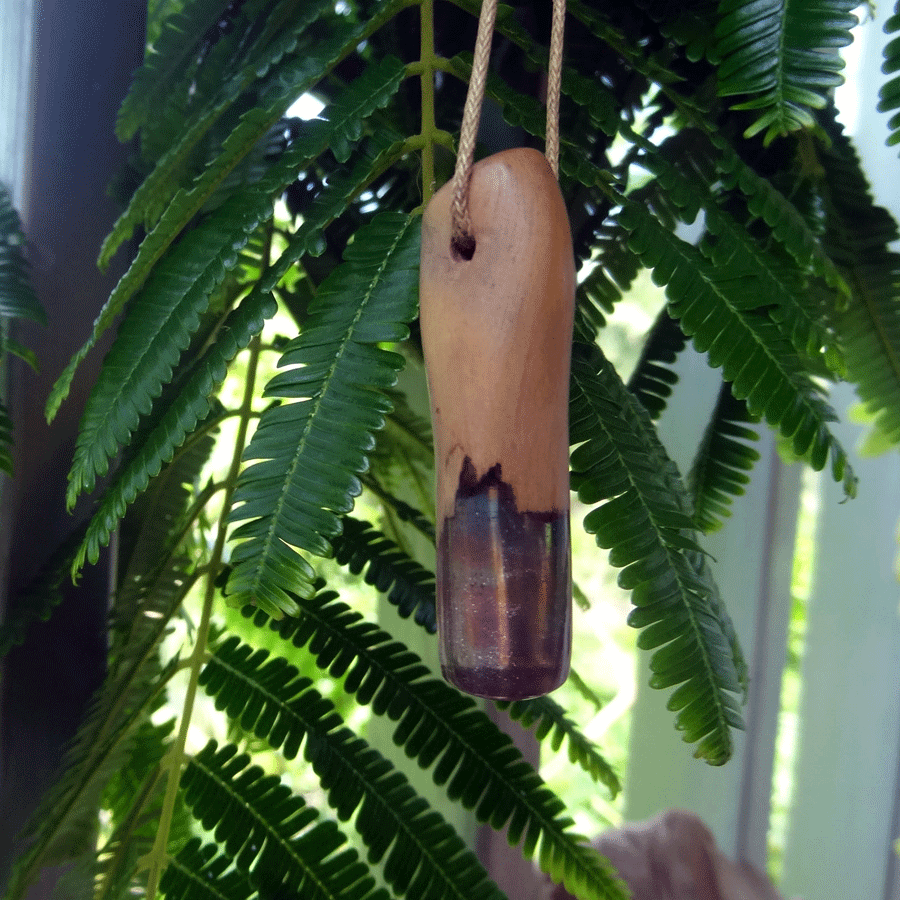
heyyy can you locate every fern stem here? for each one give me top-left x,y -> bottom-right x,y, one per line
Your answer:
144,335 -> 266,899
97,764 -> 165,900
419,0 -> 437,203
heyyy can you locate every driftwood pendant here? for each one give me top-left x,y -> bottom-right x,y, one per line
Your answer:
419,148 -> 575,700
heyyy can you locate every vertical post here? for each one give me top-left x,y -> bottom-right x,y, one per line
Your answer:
780,386 -> 900,900
0,0 -> 146,892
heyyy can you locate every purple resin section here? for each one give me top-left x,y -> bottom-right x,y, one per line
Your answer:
437,458 -> 572,700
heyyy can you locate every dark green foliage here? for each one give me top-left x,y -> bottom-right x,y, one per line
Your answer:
0,184 -> 45,324
161,838 -> 257,900
178,741 -> 391,900
688,385 -> 761,533
715,0 -> 858,140
201,634 -> 625,900
226,212 -> 421,617
816,109 -> 900,447
243,582 -> 619,800
570,340 -> 745,764
331,516 -> 437,630
626,309 -> 686,419
497,696 -> 621,798
879,3 -> 900,147
9,1 -> 900,898
199,637 -> 511,900
617,197 -> 855,496
0,183 -> 45,476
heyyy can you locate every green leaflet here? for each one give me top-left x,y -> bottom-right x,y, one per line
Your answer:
202,634 -> 627,900
226,212 -> 421,617
48,44 -> 405,426
878,5 -> 900,148
116,0 -> 239,142
251,582 -> 622,805
0,184 -> 46,478
688,385 -> 761,534
496,695 -> 621,799
93,718 -> 188,900
561,0 -> 852,299
103,0 -> 341,265
200,639 -> 511,900
817,110 -> 900,449
72,132 -> 412,573
0,183 -> 46,324
711,136 -> 849,297
161,839 -> 257,900
714,0 -> 858,141
331,516 -> 437,631
5,652 -> 183,899
5,419 -> 211,894
174,742 -> 391,900
0,526 -> 84,659
72,291 -> 274,573
60,56 -> 407,513
624,125 -> 844,373
617,197 -> 856,495
625,308 -> 687,420
569,341 -> 746,765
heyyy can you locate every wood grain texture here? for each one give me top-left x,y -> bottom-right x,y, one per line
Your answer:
420,147 -> 575,521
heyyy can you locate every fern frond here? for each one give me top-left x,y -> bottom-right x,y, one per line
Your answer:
0,183 -> 45,323
102,4 -> 404,268
816,111 -> 900,449
109,411 -> 217,655
626,308 -> 686,420
688,384 -> 761,534
225,212 -> 420,618
627,127 -> 844,372
254,584 -> 622,888
66,55 -> 405,507
204,632 -> 627,900
8,418 -> 208,897
617,198 -> 855,494
714,0 -> 857,141
116,0 -> 236,142
176,740 -> 392,900
93,719 -> 187,900
161,838 -> 257,900
569,340 -> 746,765
50,54 -> 406,428
5,654 -> 180,899
75,135 -> 411,570
331,516 -> 437,632
879,5 -> 900,148
560,1 -> 851,301
497,696 -> 621,798
0,184 -> 42,474
0,526 -> 84,658
200,639 -> 511,900
74,290 -> 276,572
574,267 -> 622,342
261,128 -> 408,290
713,137 -> 849,297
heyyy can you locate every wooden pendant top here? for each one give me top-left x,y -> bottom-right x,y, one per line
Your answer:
419,147 -> 576,523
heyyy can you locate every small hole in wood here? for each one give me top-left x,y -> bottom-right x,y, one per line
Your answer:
451,232 -> 476,261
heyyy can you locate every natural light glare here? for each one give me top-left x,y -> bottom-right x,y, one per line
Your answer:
286,92 -> 325,120
835,14 -> 865,134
